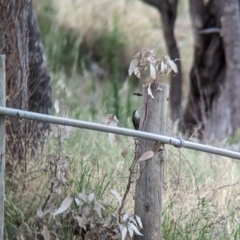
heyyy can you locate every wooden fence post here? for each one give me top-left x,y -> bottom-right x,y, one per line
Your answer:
134,82 -> 169,240
0,55 -> 6,240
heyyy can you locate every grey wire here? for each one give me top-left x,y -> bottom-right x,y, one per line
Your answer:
0,106 -> 240,160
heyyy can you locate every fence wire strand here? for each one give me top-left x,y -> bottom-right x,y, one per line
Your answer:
0,106 -> 240,160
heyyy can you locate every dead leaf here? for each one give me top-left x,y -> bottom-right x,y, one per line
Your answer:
121,145 -> 131,158
94,198 -> 102,218
105,114 -> 119,147
75,216 -> 87,231
82,213 -> 89,225
129,49 -> 178,80
138,150 -> 154,162
37,207 -> 44,219
147,85 -> 155,99
54,99 -> 60,113
53,196 -> 72,217
129,215 -> 137,225
103,216 -> 112,227
111,190 -> 122,207
56,166 -> 68,186
150,63 -> 156,79
52,179 -> 62,195
128,224 -> 134,238
128,222 -> 143,236
123,213 -> 129,222
135,215 -> 143,229
160,61 -> 168,76
128,215 -> 137,226
133,51 -> 141,58
166,66 -> 172,76
134,67 -> 141,78
43,205 -> 54,217
42,225 -> 51,240
83,206 -> 90,217
165,55 -> 178,73
122,213 -> 129,222
119,224 -> 127,240
78,192 -> 88,202
128,58 -> 139,76
87,193 -> 95,203
162,55 -> 178,76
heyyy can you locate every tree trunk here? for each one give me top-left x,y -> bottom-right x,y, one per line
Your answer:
142,0 -> 182,123
183,0 -> 240,140
220,0 -> 240,134
28,1 -> 52,132
0,0 -> 52,171
183,0 -> 227,139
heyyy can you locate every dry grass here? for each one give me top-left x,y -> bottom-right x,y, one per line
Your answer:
5,124 -> 240,239
165,146 -> 240,211
162,146 -> 240,238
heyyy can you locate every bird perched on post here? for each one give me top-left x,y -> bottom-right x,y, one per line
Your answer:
132,109 -> 140,130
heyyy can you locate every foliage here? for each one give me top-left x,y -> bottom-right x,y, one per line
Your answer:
128,48 -> 178,79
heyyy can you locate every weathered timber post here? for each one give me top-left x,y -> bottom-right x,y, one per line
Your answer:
134,82 -> 169,240
0,55 -> 6,239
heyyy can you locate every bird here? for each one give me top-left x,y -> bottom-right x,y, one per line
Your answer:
132,109 -> 140,130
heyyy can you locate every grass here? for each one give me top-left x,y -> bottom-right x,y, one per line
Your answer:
4,0 -> 240,239
5,120 -> 240,239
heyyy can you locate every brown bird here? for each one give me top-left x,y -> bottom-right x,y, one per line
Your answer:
132,109 -> 140,130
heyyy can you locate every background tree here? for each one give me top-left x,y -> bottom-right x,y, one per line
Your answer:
184,0 -> 240,140
141,0 -> 240,140
141,0 -> 182,123
0,0 -> 52,171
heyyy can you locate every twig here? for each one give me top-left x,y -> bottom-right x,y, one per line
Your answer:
197,28 -> 221,35
118,142 -> 138,220
42,155 -> 59,211
213,181 -> 240,191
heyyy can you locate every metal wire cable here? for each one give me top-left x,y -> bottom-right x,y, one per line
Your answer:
0,106 -> 240,160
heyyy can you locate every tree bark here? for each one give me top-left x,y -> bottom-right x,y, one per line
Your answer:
28,1 -> 52,132
183,0 -> 240,140
220,0 -> 240,134
142,0 -> 182,123
0,0 -> 52,171
134,83 -> 168,240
